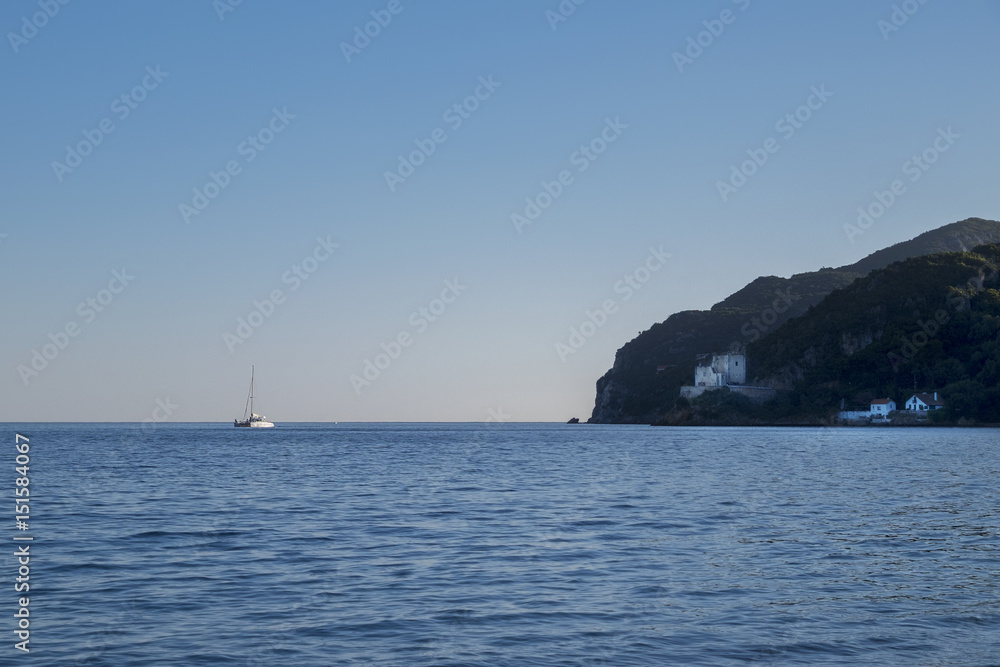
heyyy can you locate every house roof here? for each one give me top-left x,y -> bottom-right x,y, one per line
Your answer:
870,398 -> 894,405
909,393 -> 944,406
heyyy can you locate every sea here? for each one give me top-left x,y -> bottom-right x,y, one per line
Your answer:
6,423 -> 1000,666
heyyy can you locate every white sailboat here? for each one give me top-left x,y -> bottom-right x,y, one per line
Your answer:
234,366 -> 275,428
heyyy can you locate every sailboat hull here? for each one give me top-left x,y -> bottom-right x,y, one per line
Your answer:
234,419 -> 275,428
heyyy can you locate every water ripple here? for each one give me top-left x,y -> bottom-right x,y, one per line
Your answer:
19,423 -> 1000,665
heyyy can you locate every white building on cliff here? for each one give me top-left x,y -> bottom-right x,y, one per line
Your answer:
679,352 -> 775,402
693,352 -> 746,387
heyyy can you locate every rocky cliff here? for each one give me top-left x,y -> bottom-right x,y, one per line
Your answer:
589,218 -> 1000,424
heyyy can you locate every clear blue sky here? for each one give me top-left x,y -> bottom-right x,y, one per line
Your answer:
3,0 -> 999,422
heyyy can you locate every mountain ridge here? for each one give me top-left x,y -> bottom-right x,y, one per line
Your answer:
589,217 -> 1000,424
657,243 -> 1000,425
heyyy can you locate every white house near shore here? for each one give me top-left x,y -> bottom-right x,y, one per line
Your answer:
839,393 -> 945,422
905,392 -> 944,411
870,398 -> 895,419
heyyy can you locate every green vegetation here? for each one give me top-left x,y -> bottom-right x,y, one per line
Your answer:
745,244 -> 1000,424
590,218 -> 1000,424
658,245 -> 1000,425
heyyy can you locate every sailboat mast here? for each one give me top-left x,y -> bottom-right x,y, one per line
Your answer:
235,365 -> 273,427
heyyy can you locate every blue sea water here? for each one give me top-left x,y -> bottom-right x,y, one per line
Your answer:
5,423 -> 1000,666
